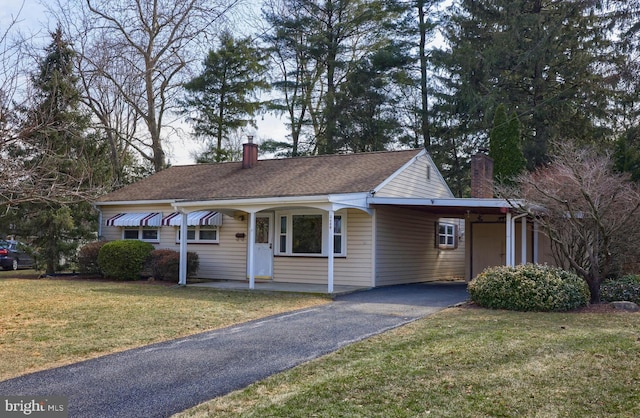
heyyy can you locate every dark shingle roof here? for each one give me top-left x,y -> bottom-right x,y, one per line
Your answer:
97,149 -> 422,203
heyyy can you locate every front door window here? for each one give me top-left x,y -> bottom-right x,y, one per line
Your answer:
256,217 -> 269,244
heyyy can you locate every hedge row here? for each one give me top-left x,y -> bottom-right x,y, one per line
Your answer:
79,240 -> 199,281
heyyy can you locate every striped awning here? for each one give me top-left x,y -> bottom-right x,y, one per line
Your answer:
105,212 -> 161,227
161,211 -> 222,227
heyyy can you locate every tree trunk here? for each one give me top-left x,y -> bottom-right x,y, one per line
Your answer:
586,277 -> 602,304
418,1 -> 431,149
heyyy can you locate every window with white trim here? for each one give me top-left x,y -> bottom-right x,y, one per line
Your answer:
275,210 -> 346,256
122,228 -> 159,242
176,226 -> 219,243
437,222 -> 457,249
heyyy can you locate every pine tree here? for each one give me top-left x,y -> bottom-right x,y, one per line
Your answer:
333,44 -> 410,152
182,31 -> 269,163
432,0 -> 616,173
489,104 -> 526,184
263,0 -> 408,155
614,127 -> 640,182
13,26 -> 99,274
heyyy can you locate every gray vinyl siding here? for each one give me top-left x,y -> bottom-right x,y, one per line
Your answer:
375,206 -> 465,286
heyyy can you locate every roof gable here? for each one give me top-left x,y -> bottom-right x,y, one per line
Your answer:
97,149 -> 424,203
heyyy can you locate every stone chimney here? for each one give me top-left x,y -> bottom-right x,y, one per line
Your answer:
470,149 -> 494,198
242,136 -> 258,169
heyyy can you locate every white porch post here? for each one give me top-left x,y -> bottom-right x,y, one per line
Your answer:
178,212 -> 188,285
327,209 -> 335,294
505,212 -> 513,266
521,216 -> 527,265
248,211 -> 256,290
533,221 -> 539,264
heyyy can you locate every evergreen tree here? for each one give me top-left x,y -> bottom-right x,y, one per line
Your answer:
431,0 -> 616,175
263,0 -> 409,155
613,127 -> 640,182
333,44 -> 410,152
182,31 -> 269,163
13,26 -> 99,274
489,104 -> 526,184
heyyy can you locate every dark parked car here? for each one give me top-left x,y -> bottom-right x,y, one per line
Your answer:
0,240 -> 35,270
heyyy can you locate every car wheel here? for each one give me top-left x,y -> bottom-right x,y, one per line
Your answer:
12,259 -> 18,270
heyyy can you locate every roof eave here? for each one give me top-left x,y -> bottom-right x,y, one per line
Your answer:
367,197 -> 519,210
95,199 -> 178,206
172,193 -> 370,213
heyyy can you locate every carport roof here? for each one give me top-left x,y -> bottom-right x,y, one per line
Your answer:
367,197 -> 516,215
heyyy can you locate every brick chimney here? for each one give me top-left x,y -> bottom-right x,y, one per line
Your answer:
242,136 -> 258,169
470,149 -> 494,198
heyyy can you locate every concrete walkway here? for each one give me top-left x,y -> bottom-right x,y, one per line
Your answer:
0,282 -> 468,418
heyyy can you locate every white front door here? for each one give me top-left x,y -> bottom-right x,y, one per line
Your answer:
253,214 -> 273,279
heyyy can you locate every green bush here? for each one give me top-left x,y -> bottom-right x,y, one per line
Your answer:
145,249 -> 199,281
77,241 -> 108,275
601,275 -> 640,304
468,264 -> 589,312
97,240 -> 155,281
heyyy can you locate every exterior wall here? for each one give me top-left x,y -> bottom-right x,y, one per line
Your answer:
375,153 -> 453,198
375,206 -> 466,286
465,215 -> 557,280
98,204 -> 247,280
190,216 -> 247,280
272,209 -> 373,287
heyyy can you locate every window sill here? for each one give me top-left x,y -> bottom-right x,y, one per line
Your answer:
275,254 -> 347,258
174,242 -> 220,245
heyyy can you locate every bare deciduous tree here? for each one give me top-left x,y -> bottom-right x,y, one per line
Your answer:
503,141 -> 640,303
53,0 -> 242,173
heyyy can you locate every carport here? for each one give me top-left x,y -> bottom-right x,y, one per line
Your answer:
367,197 -> 545,280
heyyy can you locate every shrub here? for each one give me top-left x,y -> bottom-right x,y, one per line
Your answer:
97,240 -> 155,281
145,249 -> 199,281
468,264 -> 589,312
601,275 -> 640,304
77,241 -> 108,275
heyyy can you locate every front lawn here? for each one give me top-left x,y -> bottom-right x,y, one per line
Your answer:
177,307 -> 640,418
0,277 -> 329,381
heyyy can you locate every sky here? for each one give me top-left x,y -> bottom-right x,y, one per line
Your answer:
2,0 -> 289,165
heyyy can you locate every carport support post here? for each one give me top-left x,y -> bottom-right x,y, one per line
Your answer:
248,212 -> 256,290
179,212 -> 188,285
327,210 -> 334,294
533,221 -> 539,263
505,212 -> 513,266
521,216 -> 527,265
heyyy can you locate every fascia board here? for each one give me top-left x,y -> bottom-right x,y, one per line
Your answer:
367,197 -> 518,209
94,199 -> 177,206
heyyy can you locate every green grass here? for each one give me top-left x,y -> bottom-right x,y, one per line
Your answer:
0,276 -> 329,380
176,307 -> 640,418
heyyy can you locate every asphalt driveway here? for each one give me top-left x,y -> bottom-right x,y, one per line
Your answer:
0,281 -> 468,417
